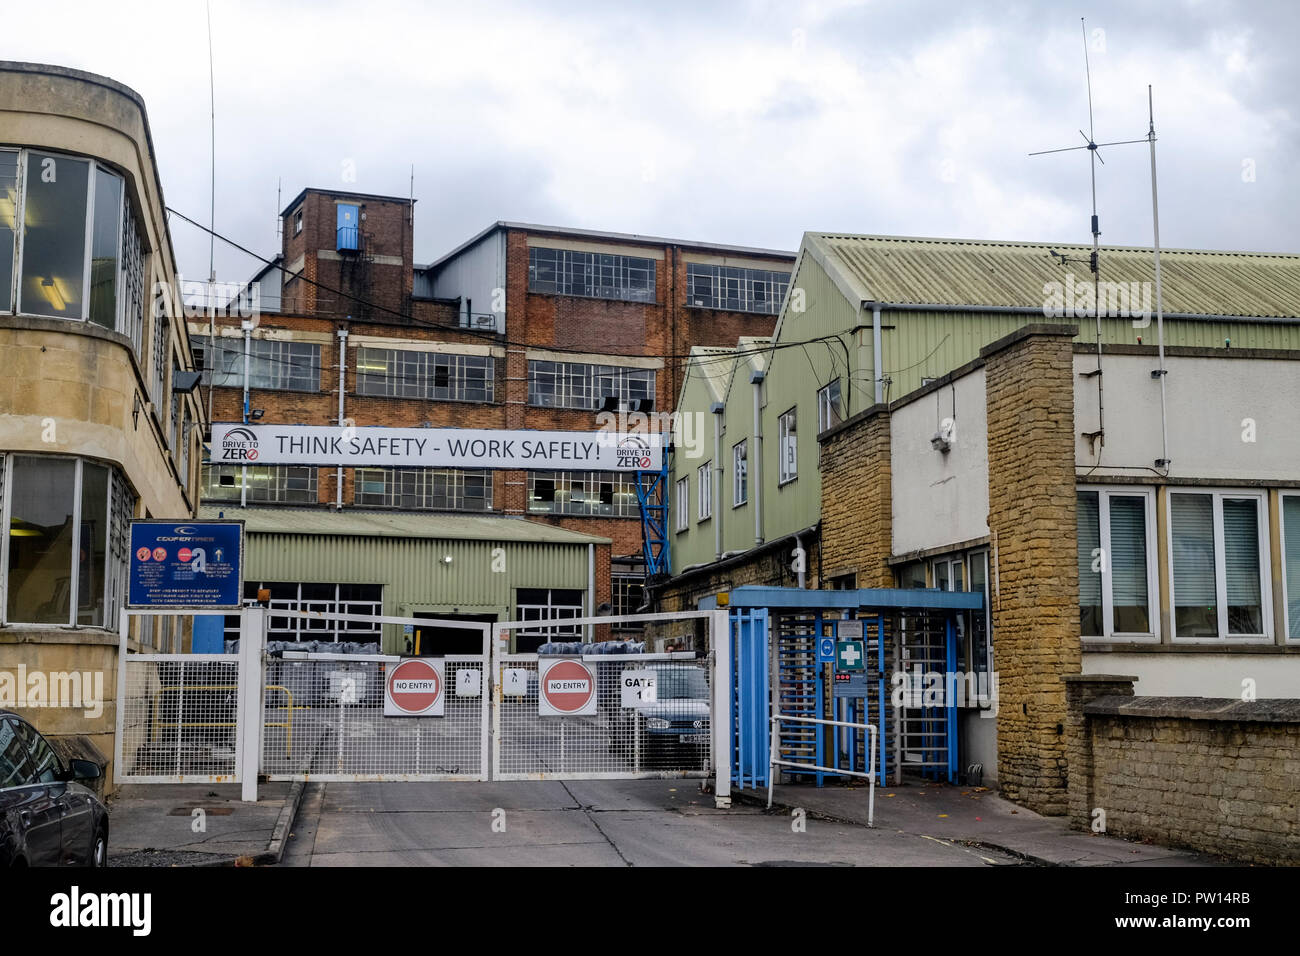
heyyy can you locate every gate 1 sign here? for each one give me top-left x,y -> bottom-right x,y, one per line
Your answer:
538,658 -> 597,716
128,520 -> 243,608
385,658 -> 445,717
621,669 -> 657,708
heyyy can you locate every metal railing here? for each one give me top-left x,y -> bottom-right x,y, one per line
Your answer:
768,713 -> 877,826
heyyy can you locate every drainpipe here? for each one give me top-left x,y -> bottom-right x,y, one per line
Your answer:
587,543 -> 595,644
794,531 -> 806,589
711,402 -> 724,561
239,317 -> 253,507
336,325 -> 350,509
750,369 -> 765,545
872,302 -> 884,405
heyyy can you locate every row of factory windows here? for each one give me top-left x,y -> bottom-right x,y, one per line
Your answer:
201,465 -> 643,517
217,579 -> 645,647
193,339 -> 658,411
527,247 -> 791,315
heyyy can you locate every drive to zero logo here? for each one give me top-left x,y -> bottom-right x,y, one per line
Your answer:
539,658 -> 597,716
384,658 -> 445,717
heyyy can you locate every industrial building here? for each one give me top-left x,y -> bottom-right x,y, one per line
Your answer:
190,190 -> 795,647
657,231 -> 1300,813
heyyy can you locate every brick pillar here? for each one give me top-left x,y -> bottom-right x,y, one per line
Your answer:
818,406 -> 892,587
983,324 -> 1080,815
1063,674 -> 1137,829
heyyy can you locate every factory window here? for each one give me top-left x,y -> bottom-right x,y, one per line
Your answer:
354,468 -> 492,511
293,209 -> 303,235
356,347 -> 494,403
697,462 -> 712,520
684,263 -> 791,315
611,571 -> 646,630
732,439 -> 748,506
818,379 -> 843,433
675,476 -> 689,531
2,149 -> 147,353
202,464 -> 318,504
528,246 -> 655,303
515,587 -> 585,651
1283,494 -> 1300,642
1169,490 -> 1269,640
526,471 -> 638,517
778,408 -> 797,484
224,582 -> 382,645
1078,488 -> 1157,639
2,455 -> 135,628
204,338 -> 321,391
528,360 -> 655,410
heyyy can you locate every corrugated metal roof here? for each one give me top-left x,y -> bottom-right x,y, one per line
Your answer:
807,233 -> 1300,319
688,345 -> 736,404
197,506 -> 610,544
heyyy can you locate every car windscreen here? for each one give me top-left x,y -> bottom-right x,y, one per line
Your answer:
654,669 -> 709,700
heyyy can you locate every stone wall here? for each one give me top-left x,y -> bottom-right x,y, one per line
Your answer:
983,325 -> 1081,815
1066,675 -> 1300,864
819,406 -> 892,588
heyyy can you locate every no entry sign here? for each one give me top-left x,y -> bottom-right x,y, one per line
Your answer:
384,658 -> 445,717
538,658 -> 597,717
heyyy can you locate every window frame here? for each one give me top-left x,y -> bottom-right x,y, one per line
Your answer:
1165,487 -> 1272,643
675,476 -> 689,532
1282,492 -> 1300,643
732,439 -> 748,507
682,262 -> 791,315
0,453 -> 135,628
817,379 -> 843,433
5,147 -> 142,339
354,467 -> 492,512
777,407 -> 798,485
202,464 -> 319,504
697,461 -> 712,521
1077,485 -> 1160,642
525,470 -> 638,518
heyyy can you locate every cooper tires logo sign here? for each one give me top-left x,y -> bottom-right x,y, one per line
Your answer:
218,426 -> 260,462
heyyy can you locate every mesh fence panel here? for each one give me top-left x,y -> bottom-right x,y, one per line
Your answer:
118,657 -> 241,782
496,655 -> 711,779
261,655 -> 488,781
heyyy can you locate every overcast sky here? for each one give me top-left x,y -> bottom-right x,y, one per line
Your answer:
7,0 -> 1297,284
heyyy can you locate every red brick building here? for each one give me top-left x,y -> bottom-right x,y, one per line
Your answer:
192,188 -> 793,639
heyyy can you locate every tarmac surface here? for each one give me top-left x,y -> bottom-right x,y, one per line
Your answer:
105,776 -> 1223,867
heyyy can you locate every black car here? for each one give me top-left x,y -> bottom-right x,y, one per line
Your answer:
0,711 -> 108,867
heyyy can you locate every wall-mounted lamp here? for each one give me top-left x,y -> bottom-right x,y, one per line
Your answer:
249,409 -> 265,421
442,555 -> 453,565
132,393 -> 141,429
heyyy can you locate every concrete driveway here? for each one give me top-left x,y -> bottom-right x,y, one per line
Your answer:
281,778 -> 1025,867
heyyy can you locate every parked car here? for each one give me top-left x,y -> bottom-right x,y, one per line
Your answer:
0,711 -> 108,867
610,664 -> 710,768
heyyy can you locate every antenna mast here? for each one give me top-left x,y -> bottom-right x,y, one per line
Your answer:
205,0 -> 217,432
1029,18 -> 1155,459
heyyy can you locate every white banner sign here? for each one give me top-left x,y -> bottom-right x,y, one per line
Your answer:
209,424 -> 661,471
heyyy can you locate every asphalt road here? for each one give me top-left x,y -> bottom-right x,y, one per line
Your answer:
279,779 -> 1022,867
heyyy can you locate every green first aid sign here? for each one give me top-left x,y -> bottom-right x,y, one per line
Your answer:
836,640 -> 865,672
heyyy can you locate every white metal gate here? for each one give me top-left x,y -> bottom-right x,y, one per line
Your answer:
114,608 -> 261,793
117,606 -> 732,805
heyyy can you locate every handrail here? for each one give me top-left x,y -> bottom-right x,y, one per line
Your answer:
768,712 -> 876,827
150,684 -> 295,757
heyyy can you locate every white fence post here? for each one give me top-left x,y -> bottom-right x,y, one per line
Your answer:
710,608 -> 731,808
239,606 -> 266,802
113,608 -> 130,789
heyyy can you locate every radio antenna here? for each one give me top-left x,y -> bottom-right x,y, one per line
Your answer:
1029,19 -> 1170,468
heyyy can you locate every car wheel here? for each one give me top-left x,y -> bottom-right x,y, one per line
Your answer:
90,826 -> 107,868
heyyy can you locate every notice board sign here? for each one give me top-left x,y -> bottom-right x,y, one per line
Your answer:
128,520 -> 243,609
